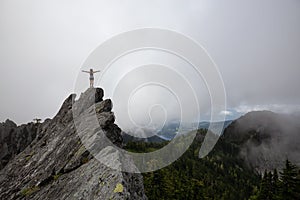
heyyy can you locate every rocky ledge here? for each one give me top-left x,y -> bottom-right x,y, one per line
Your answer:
0,88 -> 147,200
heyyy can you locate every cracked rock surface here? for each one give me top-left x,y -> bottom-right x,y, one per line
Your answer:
0,88 -> 147,200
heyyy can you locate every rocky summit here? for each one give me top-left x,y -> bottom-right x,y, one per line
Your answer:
0,88 -> 147,200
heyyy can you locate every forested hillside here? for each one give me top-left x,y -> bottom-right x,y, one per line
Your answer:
125,128 -> 300,200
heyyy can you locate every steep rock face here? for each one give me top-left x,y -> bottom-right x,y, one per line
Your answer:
221,111 -> 300,172
0,120 -> 38,170
0,88 -> 147,200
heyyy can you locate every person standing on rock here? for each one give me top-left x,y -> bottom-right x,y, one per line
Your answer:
82,68 -> 100,88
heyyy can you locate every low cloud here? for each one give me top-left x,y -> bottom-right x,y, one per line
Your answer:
235,104 -> 300,115
220,110 -> 233,116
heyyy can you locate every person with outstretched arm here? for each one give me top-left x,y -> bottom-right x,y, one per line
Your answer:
82,69 -> 100,88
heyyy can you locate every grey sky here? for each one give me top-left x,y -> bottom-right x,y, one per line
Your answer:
0,0 -> 300,125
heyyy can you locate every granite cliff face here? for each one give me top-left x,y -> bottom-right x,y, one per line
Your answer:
0,88 -> 147,200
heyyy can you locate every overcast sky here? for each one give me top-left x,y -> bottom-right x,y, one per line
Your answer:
0,0 -> 300,126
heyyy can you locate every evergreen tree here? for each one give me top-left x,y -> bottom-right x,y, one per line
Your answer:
272,169 -> 280,199
279,160 -> 300,199
257,170 -> 273,200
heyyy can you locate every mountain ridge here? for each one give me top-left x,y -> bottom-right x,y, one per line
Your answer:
0,88 -> 147,200
220,110 -> 300,172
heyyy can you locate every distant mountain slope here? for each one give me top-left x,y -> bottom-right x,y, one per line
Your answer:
198,120 -> 233,130
157,120 -> 233,140
122,132 -> 167,143
220,110 -> 300,172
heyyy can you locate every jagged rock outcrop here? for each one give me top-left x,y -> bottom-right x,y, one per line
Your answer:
0,120 -> 38,170
221,111 -> 300,172
0,88 -> 147,200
